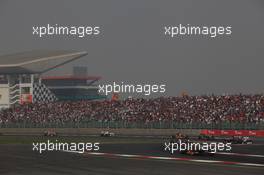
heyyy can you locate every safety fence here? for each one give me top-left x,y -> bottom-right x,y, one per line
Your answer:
0,121 -> 264,130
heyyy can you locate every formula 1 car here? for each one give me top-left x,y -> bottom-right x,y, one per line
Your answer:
44,129 -> 57,137
169,132 -> 189,142
165,134 -> 214,156
223,136 -> 253,144
198,134 -> 253,145
198,134 -> 215,141
178,139 -> 215,156
100,131 -> 115,137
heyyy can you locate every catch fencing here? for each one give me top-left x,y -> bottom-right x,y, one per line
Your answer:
1,121 -> 264,130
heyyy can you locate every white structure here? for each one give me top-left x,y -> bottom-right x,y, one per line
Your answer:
0,50 -> 87,109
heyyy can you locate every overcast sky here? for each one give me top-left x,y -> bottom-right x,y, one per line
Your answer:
0,0 -> 263,96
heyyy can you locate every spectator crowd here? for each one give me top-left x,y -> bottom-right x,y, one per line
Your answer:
0,94 -> 264,126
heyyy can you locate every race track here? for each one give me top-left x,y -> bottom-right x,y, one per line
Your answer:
0,136 -> 263,175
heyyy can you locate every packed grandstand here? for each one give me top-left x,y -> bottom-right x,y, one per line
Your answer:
0,94 -> 263,129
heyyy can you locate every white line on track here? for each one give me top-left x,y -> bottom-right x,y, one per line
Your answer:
63,150 -> 264,168
216,152 -> 264,158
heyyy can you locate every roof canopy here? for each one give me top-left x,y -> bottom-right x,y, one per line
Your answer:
41,75 -> 101,81
0,50 -> 87,74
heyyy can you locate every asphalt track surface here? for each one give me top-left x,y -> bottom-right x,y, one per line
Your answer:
0,137 -> 264,175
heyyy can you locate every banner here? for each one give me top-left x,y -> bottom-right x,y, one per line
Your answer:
20,94 -> 32,104
200,129 -> 264,137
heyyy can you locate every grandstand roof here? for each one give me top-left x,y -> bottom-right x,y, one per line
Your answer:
0,50 -> 88,74
41,75 -> 101,81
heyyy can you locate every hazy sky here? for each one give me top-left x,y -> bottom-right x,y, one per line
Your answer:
0,0 -> 263,96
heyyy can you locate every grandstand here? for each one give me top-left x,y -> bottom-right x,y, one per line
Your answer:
0,51 -> 263,130
0,94 -> 263,129
42,65 -> 105,100
0,50 -> 91,109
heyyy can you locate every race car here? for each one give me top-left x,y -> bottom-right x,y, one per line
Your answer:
165,133 -> 214,156
178,139 -> 215,156
169,132 -> 189,142
44,129 -> 57,137
198,134 -> 215,141
198,134 -> 253,145
100,131 -> 115,137
224,136 -> 253,144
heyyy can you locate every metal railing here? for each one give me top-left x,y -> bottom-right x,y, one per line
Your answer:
1,121 -> 264,130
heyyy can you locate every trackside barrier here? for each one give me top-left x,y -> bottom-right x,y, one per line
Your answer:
200,129 -> 264,137
0,121 -> 264,130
